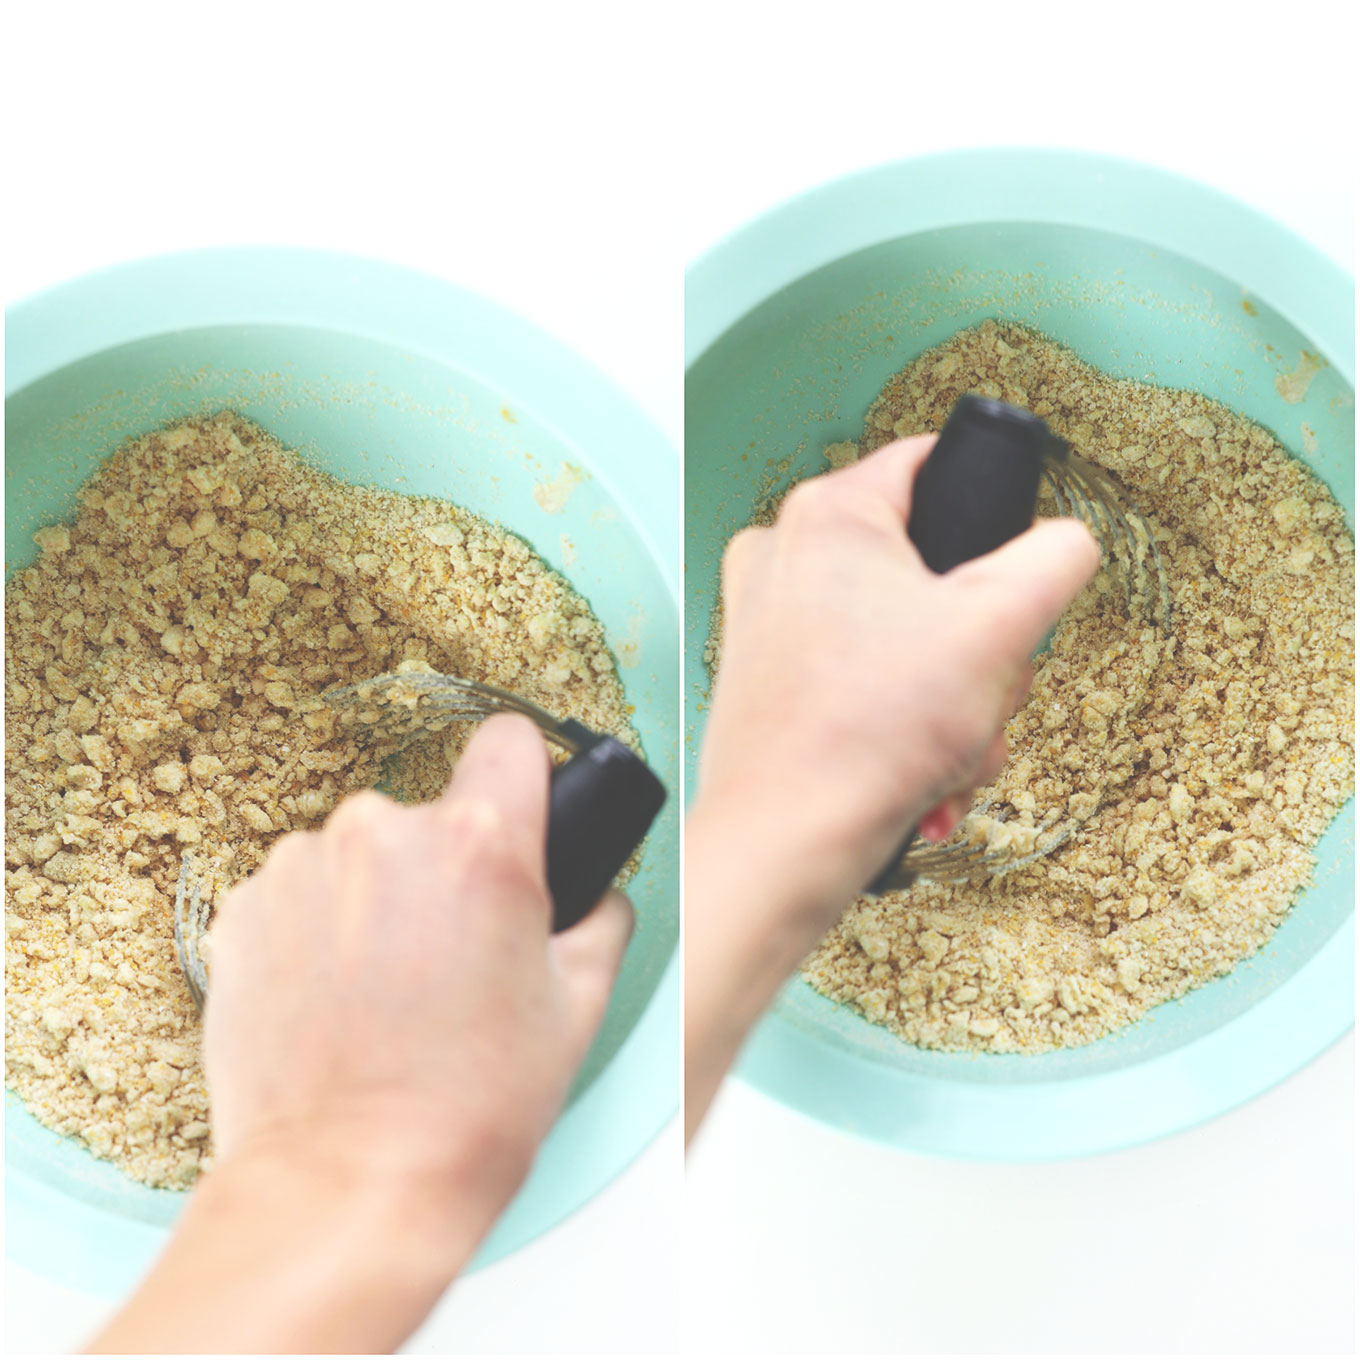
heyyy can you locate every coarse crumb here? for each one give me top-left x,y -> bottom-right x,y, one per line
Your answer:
5,412 -> 637,1186
712,321 -> 1354,1054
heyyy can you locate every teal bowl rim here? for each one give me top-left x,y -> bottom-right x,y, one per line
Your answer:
5,246 -> 679,1293
685,147 -> 1355,1159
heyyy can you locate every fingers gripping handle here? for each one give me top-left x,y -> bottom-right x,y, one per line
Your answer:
546,734 -> 667,931
866,395 -> 1056,894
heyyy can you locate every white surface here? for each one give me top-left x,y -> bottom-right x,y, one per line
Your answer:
686,1038 -> 1354,1355
4,7 -> 681,1353
4,3 -> 1356,1355
680,8 -> 1354,1357
3,5 -> 684,446
5,1121 -> 682,1356
674,3 -> 1356,274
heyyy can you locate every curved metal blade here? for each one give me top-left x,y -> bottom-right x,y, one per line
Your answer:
322,672 -> 591,754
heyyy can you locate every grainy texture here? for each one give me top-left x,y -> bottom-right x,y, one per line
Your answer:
715,322 -> 1354,1053
6,413 -> 636,1186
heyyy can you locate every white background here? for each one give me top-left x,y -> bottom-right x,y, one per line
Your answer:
4,1 -> 1355,1355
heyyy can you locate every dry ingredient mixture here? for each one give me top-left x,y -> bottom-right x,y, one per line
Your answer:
714,321 -> 1354,1053
6,412 -> 637,1186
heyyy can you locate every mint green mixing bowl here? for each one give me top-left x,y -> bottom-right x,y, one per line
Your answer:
686,149 -> 1354,1157
6,248 -> 679,1296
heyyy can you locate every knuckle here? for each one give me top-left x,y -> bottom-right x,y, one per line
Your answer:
474,709 -> 539,750
441,794 -> 504,843
498,710 -> 542,740
778,477 -> 828,523
206,881 -> 254,950
326,787 -> 393,832
248,830 -> 309,886
266,828 -> 314,864
721,526 -> 763,581
440,798 -> 544,901
778,475 -> 857,533
324,789 -> 406,859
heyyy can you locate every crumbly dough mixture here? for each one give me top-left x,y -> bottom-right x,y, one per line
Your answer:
6,412 -> 636,1186
721,322 -> 1354,1052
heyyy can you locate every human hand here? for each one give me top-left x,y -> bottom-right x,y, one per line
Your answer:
90,713 -> 634,1354
204,711 -> 633,1240
695,434 -> 1099,945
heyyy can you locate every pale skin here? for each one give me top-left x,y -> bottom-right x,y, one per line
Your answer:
684,434 -> 1100,1138
89,714 -> 632,1355
88,432 -> 1097,1350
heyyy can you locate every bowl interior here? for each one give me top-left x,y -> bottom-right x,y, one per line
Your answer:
685,220 -> 1354,1095
7,322 -> 680,1234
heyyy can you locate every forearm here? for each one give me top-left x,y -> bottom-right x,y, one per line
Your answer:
87,1143 -> 481,1355
684,794 -> 860,1141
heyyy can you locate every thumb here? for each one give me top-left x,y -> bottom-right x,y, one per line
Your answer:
952,517 -> 1101,659
550,890 -> 634,1065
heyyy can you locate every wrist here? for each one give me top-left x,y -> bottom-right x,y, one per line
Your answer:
685,784 -> 885,939
684,793 -> 855,1029
211,1136 -> 474,1308
684,792 -> 869,1138
216,1116 -> 505,1272
88,1130 -> 482,1355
